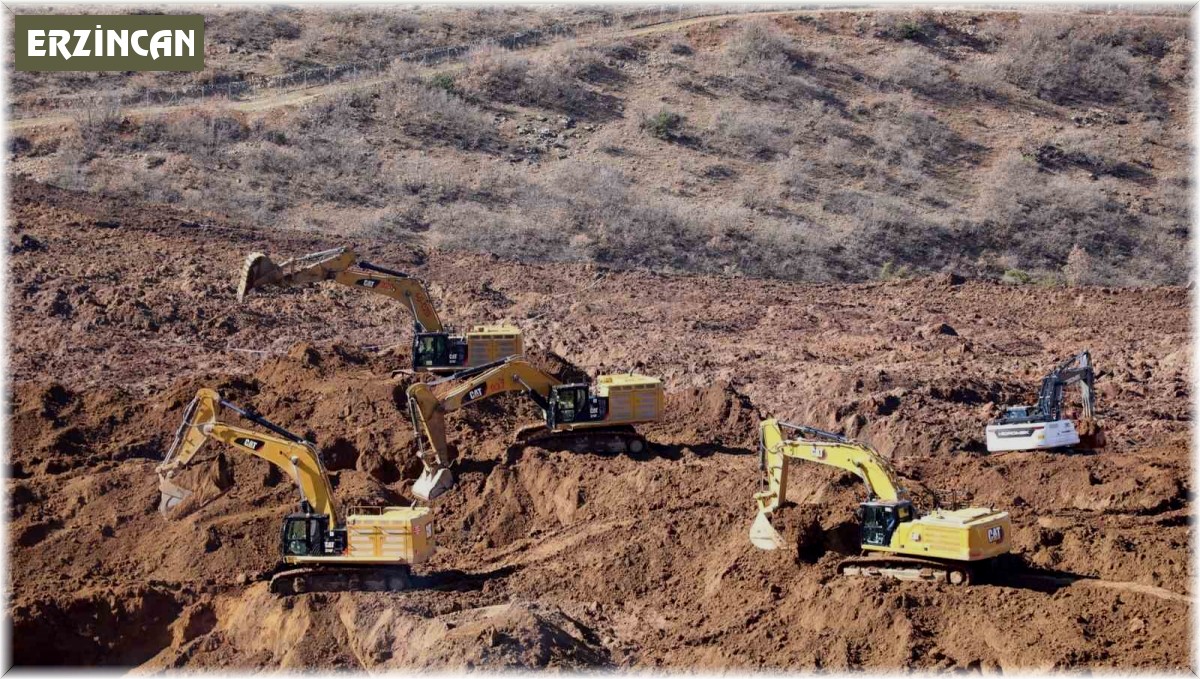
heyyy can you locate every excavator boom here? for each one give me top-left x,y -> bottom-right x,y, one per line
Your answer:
157,389 -> 435,594
751,419 -> 904,549
407,357 -> 563,501
157,388 -> 339,523
237,246 -> 443,332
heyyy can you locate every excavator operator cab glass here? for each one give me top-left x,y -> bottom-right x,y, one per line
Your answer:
549,385 -> 605,426
412,333 -> 448,368
281,513 -> 329,557
859,501 -> 914,548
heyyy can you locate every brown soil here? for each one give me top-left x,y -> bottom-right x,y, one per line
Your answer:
6,178 -> 1192,670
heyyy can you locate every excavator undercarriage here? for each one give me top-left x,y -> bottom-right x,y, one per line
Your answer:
838,555 -> 976,585
512,423 -> 648,455
268,565 -> 412,595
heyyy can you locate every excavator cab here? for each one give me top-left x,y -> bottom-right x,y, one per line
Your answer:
548,385 -> 607,427
412,332 -> 466,371
859,500 -> 914,548
280,505 -> 344,558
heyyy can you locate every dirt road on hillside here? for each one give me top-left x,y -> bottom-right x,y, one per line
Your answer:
9,5 -> 1182,132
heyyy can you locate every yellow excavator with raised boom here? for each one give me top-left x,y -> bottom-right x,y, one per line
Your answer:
157,388 -> 434,595
407,356 -> 664,501
237,246 -> 522,373
751,419 -> 1012,584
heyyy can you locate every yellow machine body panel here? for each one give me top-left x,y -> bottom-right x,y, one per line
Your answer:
284,506 -> 435,566
463,325 -> 524,368
593,375 -> 664,425
866,508 -> 1012,562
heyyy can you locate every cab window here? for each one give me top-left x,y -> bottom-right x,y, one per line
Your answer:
285,520 -> 310,556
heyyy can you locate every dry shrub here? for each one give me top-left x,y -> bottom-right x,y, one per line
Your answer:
724,19 -> 795,73
1063,245 -> 1095,286
71,95 -> 125,159
1001,17 -> 1154,109
297,10 -> 422,63
778,152 -> 819,201
974,152 -> 1140,279
874,13 -> 940,42
389,79 -> 497,150
460,46 -> 613,119
866,100 -> 975,176
209,9 -> 302,52
709,110 -> 791,160
881,47 -> 955,97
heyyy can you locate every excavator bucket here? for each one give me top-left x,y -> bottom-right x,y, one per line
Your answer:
412,468 -> 454,502
158,473 -> 193,516
237,252 -> 283,303
749,510 -> 786,551
1077,418 -> 1107,450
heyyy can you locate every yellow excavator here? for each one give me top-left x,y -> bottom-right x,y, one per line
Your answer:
750,419 -> 1011,584
237,246 -> 522,372
157,388 -> 434,595
407,356 -> 664,501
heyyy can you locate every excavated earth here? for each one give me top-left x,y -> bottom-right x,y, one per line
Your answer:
5,178 -> 1193,670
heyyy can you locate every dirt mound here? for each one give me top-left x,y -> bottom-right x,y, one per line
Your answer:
11,585 -> 187,666
645,381 -> 760,451
136,586 -> 609,671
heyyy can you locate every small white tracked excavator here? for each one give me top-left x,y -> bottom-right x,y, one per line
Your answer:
986,350 -> 1105,452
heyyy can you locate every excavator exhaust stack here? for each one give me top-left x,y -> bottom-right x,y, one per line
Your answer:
749,510 -> 786,551
237,252 -> 283,302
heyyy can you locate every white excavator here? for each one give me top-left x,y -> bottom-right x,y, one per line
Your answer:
237,246 -> 522,373
406,356 -> 664,501
157,388 -> 434,594
751,418 -> 1012,585
986,350 -> 1105,452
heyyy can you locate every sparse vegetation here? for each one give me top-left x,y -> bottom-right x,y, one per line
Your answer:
642,109 -> 684,141
14,8 -> 1190,287
429,73 -> 457,93
1000,16 -> 1157,109
1002,269 -> 1033,285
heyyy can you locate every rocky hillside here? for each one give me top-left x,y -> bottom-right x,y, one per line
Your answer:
8,8 -> 1192,286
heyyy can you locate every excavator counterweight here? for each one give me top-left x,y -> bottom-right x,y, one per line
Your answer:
236,246 -> 523,373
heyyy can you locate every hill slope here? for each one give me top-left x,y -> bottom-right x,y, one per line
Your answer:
9,8 -> 1192,286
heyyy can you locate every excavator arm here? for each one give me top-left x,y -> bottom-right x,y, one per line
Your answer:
237,246 -> 444,332
407,357 -> 562,501
754,419 -> 903,513
750,418 -> 904,549
157,388 -> 339,523
1049,350 -> 1097,421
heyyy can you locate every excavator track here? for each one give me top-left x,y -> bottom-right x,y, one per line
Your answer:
269,565 -> 412,595
512,424 -> 648,455
838,554 -> 975,585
